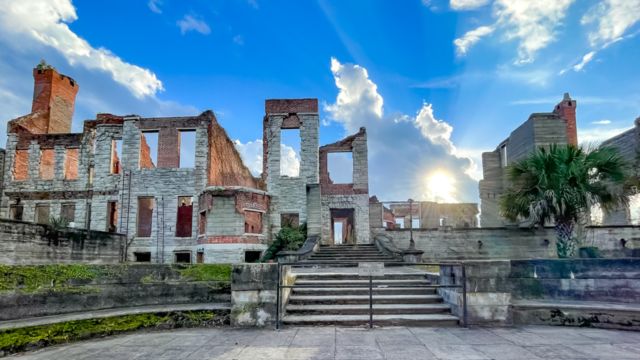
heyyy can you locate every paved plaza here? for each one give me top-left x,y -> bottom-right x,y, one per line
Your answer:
10,326 -> 640,360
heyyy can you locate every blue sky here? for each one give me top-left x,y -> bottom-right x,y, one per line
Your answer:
0,0 -> 639,203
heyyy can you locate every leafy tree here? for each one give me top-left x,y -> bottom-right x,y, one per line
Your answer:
500,145 -> 629,257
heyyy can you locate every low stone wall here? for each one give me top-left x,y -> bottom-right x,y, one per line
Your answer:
383,225 -> 640,260
230,263 -> 277,327
0,264 -> 231,321
438,259 -> 640,329
0,219 -> 124,264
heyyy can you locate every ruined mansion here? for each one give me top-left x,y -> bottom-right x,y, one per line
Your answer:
0,65 -> 480,264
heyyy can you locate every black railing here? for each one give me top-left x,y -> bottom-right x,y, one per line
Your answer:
275,261 -> 467,329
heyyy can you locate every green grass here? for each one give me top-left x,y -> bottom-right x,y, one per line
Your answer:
175,264 -> 232,282
0,310 -> 228,354
0,265 -> 103,294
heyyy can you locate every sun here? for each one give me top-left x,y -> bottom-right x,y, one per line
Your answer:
426,171 -> 457,203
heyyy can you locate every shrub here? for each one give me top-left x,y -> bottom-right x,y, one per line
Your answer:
261,223 -> 307,262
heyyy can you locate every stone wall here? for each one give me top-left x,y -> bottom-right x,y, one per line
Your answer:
319,128 -> 370,244
231,263 -> 277,327
479,95 -> 573,227
382,225 -> 640,260
0,264 -> 231,321
438,259 -> 640,328
0,219 -> 123,265
264,100 -> 319,237
600,119 -> 640,225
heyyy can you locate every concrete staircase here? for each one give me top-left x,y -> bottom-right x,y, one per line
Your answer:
301,244 -> 401,264
282,245 -> 459,326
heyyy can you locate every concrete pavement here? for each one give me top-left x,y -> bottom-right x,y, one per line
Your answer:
10,325 -> 640,360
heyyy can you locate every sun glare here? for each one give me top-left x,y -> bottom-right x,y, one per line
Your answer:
426,171 -> 457,203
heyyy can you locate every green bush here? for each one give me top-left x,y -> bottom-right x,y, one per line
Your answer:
261,223 -> 307,262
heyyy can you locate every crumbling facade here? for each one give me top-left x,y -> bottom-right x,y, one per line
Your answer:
319,127 -> 370,244
369,199 -> 478,230
598,117 -> 640,225
1,64 -> 268,264
479,93 -> 577,227
0,64 -> 375,263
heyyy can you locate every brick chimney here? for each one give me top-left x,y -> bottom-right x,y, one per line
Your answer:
31,62 -> 79,133
553,93 -> 577,146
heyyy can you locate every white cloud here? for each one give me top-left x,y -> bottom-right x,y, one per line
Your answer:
325,58 -> 478,203
324,57 -> 384,132
560,50 -> 598,74
234,139 -> 300,177
582,0 -> 640,46
494,0 -> 575,64
454,0 -> 574,63
177,15 -> 211,35
412,103 -> 455,153
450,0 -> 490,11
572,51 -> 596,72
454,26 -> 494,56
592,119 -> 611,125
148,0 -> 162,14
0,0 -> 163,98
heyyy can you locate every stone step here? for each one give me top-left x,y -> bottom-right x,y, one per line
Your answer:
281,313 -> 459,326
292,287 -> 436,296
305,257 -> 397,261
288,294 -> 443,305
309,253 -> 388,257
294,279 -> 432,287
303,258 -> 402,266
285,303 -> 451,315
294,274 -> 428,281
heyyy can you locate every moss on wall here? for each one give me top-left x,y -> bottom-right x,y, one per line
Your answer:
175,264 -> 232,282
0,310 -> 229,355
0,264 -> 232,294
0,265 -> 104,293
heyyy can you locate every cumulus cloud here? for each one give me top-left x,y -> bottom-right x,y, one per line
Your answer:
177,15 -> 211,35
234,139 -> 300,177
582,0 -> 640,46
450,0 -> 490,10
454,26 -> 494,56
325,58 -> 478,203
148,0 -> 162,14
0,0 -> 163,99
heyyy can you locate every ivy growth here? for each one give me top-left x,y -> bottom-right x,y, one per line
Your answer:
261,223 -> 307,262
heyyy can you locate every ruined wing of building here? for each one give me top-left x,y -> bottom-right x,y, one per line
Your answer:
478,93 -> 640,227
0,64 -> 379,263
479,93 -> 577,227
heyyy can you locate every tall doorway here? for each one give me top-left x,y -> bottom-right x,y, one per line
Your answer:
330,208 -> 355,245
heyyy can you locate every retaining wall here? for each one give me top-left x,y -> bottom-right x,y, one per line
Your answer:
0,264 -> 231,321
0,219 -> 124,264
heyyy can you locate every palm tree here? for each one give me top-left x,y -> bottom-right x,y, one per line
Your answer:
500,144 -> 629,257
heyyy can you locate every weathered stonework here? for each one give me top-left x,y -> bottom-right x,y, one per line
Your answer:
319,128 -> 370,244
479,94 -> 574,227
263,100 -> 320,238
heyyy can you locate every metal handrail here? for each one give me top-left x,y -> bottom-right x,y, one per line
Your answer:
276,261 -> 467,330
